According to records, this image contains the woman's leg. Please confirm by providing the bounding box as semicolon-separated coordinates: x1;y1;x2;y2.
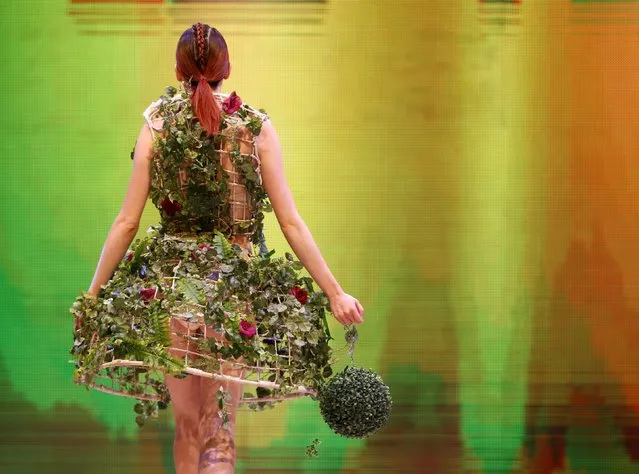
198;363;244;474
166;317;204;474
166;373;201;474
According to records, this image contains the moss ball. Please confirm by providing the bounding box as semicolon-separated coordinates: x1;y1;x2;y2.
318;366;392;438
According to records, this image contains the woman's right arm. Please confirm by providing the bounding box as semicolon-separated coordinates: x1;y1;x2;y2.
257;121;364;325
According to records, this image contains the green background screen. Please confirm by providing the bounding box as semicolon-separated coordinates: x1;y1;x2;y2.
2;0;639;472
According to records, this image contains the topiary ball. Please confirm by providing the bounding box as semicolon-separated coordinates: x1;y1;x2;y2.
318;366;392;438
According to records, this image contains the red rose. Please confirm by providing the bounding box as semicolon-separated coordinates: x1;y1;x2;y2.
239;319;256;339
139;288;156;301
290;286;308;305
222;91;242;115
160;197;181;217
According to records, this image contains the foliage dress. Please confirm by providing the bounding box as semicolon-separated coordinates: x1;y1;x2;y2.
69;84;335;425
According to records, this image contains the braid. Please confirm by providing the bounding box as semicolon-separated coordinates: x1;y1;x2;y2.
192;22;209;71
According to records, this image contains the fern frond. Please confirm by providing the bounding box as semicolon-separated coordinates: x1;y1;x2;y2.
149;311;172;347
214;231;234;258
178;278;204;305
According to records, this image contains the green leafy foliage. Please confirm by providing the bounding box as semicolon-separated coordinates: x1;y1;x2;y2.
70;228;334;422
318;366;392;439
305;438;321;458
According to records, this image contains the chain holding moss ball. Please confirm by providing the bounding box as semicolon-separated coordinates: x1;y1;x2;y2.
318;366;392;438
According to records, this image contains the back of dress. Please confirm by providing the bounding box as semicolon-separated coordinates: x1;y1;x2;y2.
70;84;334;422
142;85;271;253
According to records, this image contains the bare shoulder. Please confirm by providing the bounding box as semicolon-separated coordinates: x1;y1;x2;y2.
256;119;281;157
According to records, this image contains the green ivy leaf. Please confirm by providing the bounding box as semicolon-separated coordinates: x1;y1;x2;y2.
220;264;235;273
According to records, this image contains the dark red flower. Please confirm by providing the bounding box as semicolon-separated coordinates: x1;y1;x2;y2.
239;319;256;339
139;288;156;301
125;252;134;261
160;197;181;217
222;91;242;115
190;244;211;261
290;286;308;305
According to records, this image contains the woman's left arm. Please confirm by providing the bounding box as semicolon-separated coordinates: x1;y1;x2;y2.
87;123;154;296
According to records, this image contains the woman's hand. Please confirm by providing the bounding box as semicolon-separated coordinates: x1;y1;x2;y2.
329;292;364;325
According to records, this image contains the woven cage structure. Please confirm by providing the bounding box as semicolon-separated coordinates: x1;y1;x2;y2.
79;306;320;405
73;249;333;404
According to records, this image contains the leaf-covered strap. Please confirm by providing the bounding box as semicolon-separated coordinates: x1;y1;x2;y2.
142;98;165;140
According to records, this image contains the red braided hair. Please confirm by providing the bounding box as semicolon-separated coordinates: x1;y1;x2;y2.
175;23;230;136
